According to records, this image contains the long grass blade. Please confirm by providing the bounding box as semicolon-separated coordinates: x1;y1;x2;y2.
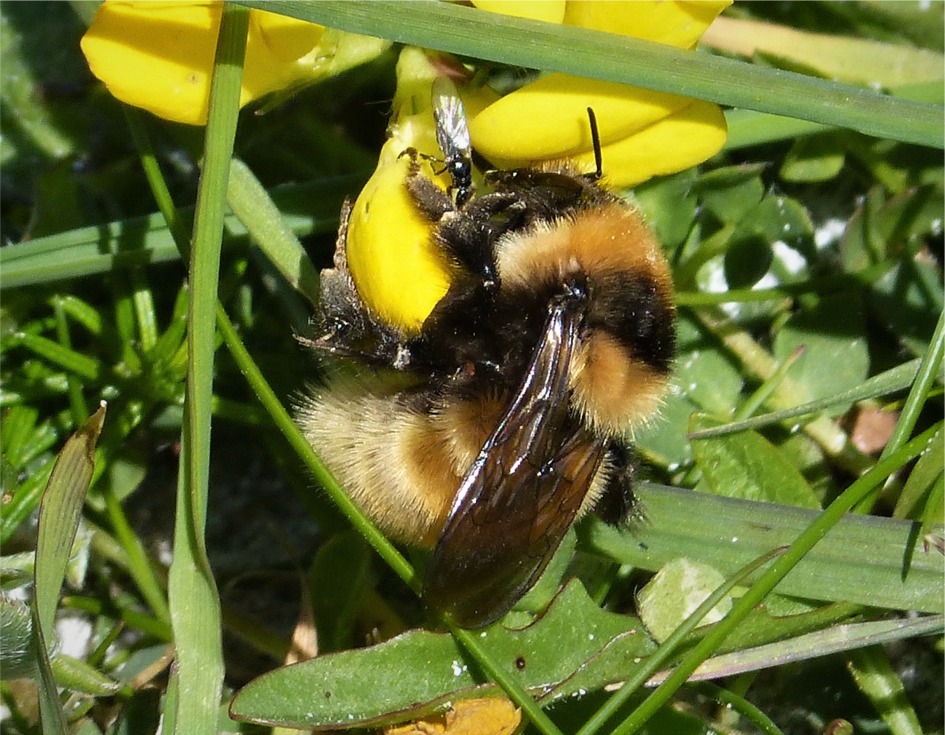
237;0;943;148
166;7;248;735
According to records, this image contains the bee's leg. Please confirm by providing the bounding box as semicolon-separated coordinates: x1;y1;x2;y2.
402;147;456;222
316;198;366;339
308;198;411;367
431;190;535;289
594;442;643;526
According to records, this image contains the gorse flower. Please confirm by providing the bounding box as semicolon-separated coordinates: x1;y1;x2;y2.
80;1;389;126
80;1;731;330
342;49;475;335
344;2;732;332
468;0;731;187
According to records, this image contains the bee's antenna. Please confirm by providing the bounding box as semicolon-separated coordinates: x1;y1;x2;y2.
586;107;603;180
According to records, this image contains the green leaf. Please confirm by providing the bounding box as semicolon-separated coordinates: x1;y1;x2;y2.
0;404;40;469
747;195;815;252
31;611;67;735
637;558;732;643
233;574;938;731
894;427;944;522
869;258;944;358
51;653;121;697
700;16;943;89
510;529;577;624
847;647;924;735
632;169;699;251
773;291;871;408
828;1;944;52
227;159;321;308
111;688;163;735
841;184;945;270
690;413;820;508
308;532;373;653
14;331;102;381
711;193;815;295
780;134;846;183
723;235;773;290
54;295;104;338
230;582;655;730
672;313;744;417
0;3;85;170
634;391;697;469
694;164;766;225
0;597;36;679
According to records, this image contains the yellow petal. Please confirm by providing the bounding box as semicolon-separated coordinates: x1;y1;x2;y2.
251;9;323;62
345;157;451;334
241;12;325;106
344;48;456;333
471;0;566;24
385;697;520;735
564;0;732;49
572;99;727;187
81;1;221;125
469;73;691;161
81;1;327;126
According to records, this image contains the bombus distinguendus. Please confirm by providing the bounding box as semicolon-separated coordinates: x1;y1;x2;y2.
297;78;676;628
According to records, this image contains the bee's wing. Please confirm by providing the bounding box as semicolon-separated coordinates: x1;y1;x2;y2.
423;296;606;628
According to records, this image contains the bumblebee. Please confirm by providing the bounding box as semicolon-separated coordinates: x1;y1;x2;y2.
297;83;675;628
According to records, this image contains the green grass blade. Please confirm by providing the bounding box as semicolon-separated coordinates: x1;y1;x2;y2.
0;213;185;288
449;624;565;735
14;332;101;381
847;646;925;735
226;158;321;307
582;481;942;614
237;0;944;148
31;403;107;734
577;548;785;735
31;607;67;735
882;309;945;457
52;297;90;425
691;682;785;735
681;615;943;683
0;177;360;289
214;308;417;589
610;425;939;735
856;310;945;514
102;485;171;624
687;358;924;440
166;6;248;735
1;464;54;545
33;404;105;640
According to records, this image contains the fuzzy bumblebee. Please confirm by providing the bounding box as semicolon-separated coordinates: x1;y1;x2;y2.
297;81;675;628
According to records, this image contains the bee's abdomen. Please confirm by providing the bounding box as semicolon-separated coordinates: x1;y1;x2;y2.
495;204;676;437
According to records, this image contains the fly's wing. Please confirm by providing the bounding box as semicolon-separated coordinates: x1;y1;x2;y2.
431;76;473;206
423;295;606;628
432;76;471;163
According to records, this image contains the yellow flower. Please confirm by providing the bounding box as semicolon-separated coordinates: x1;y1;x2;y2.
343;49;463;335
468;0;731;187
80;1;389;126
343;48;507;334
